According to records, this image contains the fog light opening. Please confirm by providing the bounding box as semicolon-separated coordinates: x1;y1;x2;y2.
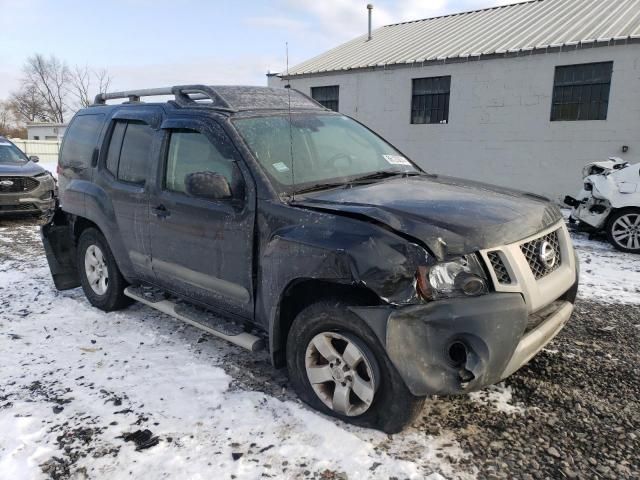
448;341;468;367
461;276;486;296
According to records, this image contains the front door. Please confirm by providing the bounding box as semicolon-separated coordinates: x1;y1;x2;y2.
148;118;255;319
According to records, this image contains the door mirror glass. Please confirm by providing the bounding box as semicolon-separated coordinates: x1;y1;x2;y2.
185;171;232;200
29;155;40;163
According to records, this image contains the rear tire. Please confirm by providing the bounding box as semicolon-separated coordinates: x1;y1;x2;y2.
286;299;425;433
77;228;132;311
606;208;640;253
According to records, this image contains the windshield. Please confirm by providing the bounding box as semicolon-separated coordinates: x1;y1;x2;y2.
233;113;421;193
0;140;28;165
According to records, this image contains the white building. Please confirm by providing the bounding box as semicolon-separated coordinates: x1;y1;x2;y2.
26;122;67;141
268;0;640;200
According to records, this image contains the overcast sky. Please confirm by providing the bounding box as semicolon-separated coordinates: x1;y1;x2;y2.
0;0;527;99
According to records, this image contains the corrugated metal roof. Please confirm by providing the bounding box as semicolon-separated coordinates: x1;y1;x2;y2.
284;0;640;77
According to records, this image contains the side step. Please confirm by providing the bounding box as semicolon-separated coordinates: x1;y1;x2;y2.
124;286;265;352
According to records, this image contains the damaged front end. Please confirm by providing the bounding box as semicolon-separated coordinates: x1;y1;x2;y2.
565;157;639;230
351;294;526;396
348;222;578;397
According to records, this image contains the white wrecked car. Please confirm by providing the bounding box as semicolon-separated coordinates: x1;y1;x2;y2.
565;157;640;253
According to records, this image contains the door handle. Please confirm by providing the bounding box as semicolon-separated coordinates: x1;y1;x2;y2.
152;204;170;219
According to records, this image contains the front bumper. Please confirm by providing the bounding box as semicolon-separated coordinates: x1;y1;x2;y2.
0;176;56;216
351;290;575;396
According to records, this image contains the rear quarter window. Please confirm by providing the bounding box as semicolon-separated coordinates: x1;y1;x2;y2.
59;114;105;169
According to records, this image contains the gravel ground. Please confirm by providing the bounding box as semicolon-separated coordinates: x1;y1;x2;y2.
1;218;639;479
422;299;640;479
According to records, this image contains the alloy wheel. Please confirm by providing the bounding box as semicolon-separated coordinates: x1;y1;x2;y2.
84;244;109;295
304;331;377;416
611;213;640;251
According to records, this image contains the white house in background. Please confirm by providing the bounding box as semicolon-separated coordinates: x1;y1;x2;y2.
26;122;67;141
268;0;640;200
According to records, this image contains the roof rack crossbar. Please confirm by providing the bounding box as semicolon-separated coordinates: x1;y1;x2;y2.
93;85;236;111
170;85;234;111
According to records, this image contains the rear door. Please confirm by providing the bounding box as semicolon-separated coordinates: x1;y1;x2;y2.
148;117;255;319
95;108;162;283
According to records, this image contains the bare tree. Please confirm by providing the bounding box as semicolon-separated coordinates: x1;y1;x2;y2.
12;54;114;124
69;64;91;108
9;85;50;123
0;101;12;133
22;54;70;122
95;68;113;97
70;65;113;108
0;101;26;138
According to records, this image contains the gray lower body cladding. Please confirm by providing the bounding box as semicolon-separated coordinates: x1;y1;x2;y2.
0;178;56;216
350;283;577;397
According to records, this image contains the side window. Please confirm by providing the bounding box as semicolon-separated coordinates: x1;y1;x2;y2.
118;121;154;184
59;114;105;168
105;121;126;176
164;129;238;196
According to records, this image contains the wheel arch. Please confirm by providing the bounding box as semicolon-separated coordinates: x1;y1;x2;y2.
73;216;101;242
270;278;383;368
70;214;136;281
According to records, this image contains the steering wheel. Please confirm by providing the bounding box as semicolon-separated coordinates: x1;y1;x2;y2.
328;152;354;171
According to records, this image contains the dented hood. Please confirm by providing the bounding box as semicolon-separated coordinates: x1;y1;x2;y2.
294;174;561;258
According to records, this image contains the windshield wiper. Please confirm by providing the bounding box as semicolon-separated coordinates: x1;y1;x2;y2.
348;170;421;184
292;182;346;195
290;171;422;196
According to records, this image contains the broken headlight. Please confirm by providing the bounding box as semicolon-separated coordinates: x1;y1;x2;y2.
416;255;488;301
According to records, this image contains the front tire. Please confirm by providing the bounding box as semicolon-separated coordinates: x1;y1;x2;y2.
286;300;425;433
77;228;132;311
606;208;640;253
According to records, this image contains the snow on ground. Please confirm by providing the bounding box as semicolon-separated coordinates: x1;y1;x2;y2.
0;227;467;480
468;384;523;415
571;230;640;304
560;208;640;304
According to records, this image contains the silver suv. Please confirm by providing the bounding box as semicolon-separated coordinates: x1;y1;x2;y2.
0;136;56;218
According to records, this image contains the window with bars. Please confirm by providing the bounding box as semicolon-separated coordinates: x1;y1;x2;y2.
551;62;613;121
411;76;451;125
311;86;339;111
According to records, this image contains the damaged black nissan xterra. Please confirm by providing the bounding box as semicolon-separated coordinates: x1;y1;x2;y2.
42;85;579;433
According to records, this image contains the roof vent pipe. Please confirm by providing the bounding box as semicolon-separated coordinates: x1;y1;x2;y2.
367;4;373;41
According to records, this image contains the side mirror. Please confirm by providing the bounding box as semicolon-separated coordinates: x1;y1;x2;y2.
185;171;232;200
29;155;40;163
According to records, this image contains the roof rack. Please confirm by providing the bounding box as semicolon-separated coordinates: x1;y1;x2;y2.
92;84;236;111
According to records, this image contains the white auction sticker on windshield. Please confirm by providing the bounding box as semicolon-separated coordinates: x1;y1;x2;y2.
272;162;290;172
0;142;12;146
383;155;411;166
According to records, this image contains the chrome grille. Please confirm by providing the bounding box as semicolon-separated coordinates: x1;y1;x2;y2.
487;251;511;284
520;230;562;280
0;176;39;194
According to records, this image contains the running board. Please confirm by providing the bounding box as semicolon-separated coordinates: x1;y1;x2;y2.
124;286;265;352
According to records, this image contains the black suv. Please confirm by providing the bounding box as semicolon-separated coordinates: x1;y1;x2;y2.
0;136;56;218
43;85;579;433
